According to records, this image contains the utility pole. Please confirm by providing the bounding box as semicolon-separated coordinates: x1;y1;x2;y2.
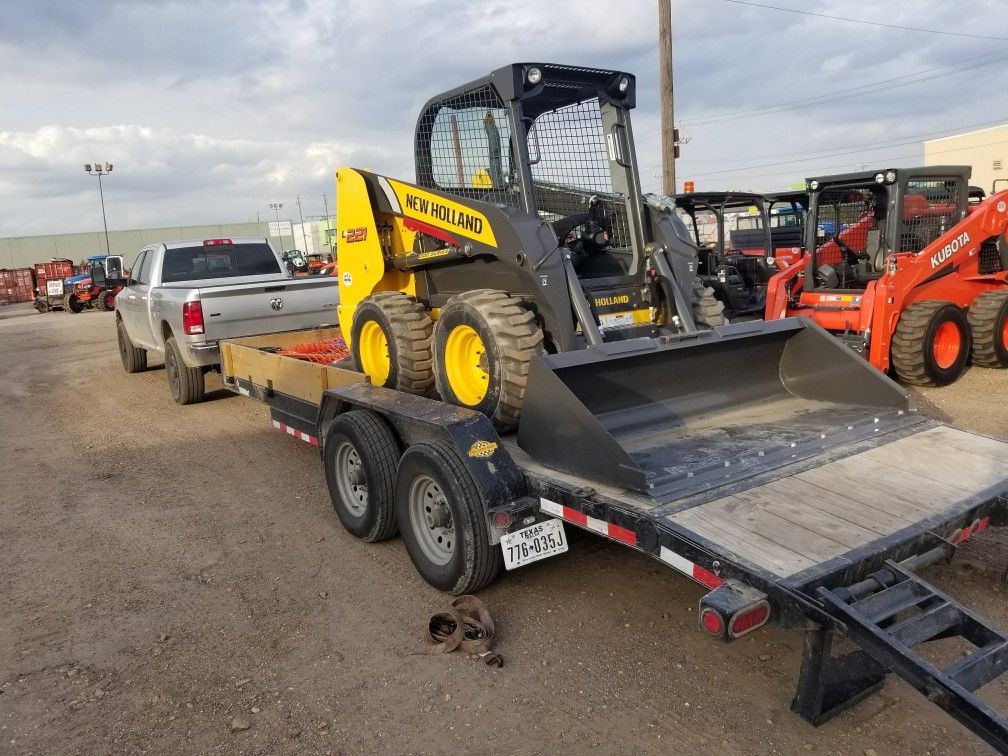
84;162;114;254
659;0;677;196
295;193;307;252
322;192;333;257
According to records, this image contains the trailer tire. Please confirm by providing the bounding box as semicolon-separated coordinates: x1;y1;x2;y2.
117;319;147;373
351;292;434;394
323;410;399;542
692;280;727;327
433;289;543;433
891;301;971;386
395;441;502;594
65;294;84;314
164;336;205;404
967;291;1008;368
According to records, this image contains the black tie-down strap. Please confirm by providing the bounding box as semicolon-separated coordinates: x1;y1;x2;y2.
792;558;1007;753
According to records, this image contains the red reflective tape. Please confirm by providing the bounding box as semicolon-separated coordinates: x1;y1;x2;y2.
693;565;725;590
977;517;989;532
562;506;588;527
960;527;971;543
607;523;637;546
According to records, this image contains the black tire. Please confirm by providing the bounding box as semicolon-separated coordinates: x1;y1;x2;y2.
891;301;971;386
117;318;147;373
65;294;84;314
97;291;112;311
351;292;433;394
395;441;502;594
967;291;1008;368
432;289;543;432
164;335;205;404
323;410;399;542
692;280;727;327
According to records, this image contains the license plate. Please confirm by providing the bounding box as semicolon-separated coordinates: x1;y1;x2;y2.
500;518;568;571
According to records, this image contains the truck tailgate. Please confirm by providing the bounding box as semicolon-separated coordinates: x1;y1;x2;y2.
197;277;339;341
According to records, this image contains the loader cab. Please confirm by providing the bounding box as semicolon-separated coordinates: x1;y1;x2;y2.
414;63;648;280
804;166;969;292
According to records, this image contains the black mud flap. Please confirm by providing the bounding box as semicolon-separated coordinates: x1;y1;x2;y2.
793;547;1008;752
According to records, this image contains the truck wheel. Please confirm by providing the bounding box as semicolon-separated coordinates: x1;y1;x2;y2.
351;292;434;394
117;319;147;373
967;291;1008;368
323;410;399;542
97;291;113;311
395;441;502;594
692;280;727;327
432;289;543;432
164;336;205;404
65;294;84;314
892;301;971;386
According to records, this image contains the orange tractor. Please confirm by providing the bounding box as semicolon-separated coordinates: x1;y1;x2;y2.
765;166;1008;385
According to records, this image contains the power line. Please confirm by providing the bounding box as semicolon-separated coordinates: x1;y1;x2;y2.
718;0;1008;41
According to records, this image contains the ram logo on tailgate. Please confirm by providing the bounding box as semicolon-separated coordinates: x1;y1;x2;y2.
270;297;284;311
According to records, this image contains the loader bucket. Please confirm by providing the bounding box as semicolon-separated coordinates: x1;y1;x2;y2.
517;318;912;500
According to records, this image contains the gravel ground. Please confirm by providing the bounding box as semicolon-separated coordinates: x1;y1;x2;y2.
0;304;1006;755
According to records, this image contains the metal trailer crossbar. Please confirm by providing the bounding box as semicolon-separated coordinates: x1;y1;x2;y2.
220;327;1008;751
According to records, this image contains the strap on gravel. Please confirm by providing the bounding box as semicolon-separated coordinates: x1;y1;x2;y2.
424;595;502;666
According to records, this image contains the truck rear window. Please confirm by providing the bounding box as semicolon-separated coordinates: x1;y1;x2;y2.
161;243;281;283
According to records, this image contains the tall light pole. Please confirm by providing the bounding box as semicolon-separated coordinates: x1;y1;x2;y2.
268;202;284;249
322;192;334;258
659;0;677;196
84;162;113;254
295;193;307;252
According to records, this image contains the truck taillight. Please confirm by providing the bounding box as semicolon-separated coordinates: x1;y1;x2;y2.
182;301;205;335
203;238;232;247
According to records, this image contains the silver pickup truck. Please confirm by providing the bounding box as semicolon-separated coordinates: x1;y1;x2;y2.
115;237;338;404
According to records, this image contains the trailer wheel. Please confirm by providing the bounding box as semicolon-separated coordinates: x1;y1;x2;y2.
323;410;399;542
891;301;971;386
351;292;434;394
164;336;205;404
395;441;502;594
117;319;147;373
967;291;1008;368
65;294;84;314
433;289;543;432
692;280;727;327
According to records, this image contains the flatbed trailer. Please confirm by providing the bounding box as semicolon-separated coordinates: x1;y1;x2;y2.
220;323;1008;750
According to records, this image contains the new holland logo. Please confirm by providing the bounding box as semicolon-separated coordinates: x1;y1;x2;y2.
270;297;284;311
467;440;498;458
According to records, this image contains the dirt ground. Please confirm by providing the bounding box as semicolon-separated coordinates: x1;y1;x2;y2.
1;303;1006;755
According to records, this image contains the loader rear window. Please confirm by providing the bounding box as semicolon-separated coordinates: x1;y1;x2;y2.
161;243;281;283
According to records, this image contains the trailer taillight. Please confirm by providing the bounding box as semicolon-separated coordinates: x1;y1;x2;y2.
700;608;724;636
182;301;205;335
728;601;771;638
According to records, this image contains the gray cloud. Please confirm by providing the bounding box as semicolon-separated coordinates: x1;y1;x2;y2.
1;0;1007;236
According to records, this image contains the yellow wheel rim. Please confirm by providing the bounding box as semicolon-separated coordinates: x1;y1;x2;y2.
444;325;489;406
358;320;391;386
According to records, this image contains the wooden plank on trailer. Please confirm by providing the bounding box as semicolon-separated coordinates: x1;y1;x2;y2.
669;506;819;577
891;425;1008;473
761;477;916;536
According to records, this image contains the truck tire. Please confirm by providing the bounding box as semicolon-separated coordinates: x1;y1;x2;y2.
117;319;147;373
967;291;1008;368
395;441;502;594
692;280;727;327
97;291;113;311
891;301;971;386
65;293;84;314
323;410;399;542
351;292;434;394
432;289;543;433
164;336;205;404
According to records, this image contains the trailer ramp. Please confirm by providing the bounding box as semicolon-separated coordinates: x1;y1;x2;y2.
794;547;1007;752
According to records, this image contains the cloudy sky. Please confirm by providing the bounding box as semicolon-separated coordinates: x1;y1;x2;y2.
2;0;1007;237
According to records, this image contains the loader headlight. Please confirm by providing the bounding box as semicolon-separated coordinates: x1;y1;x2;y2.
885;170;897;183
618;76;630;93
875;173;885;184
808;180;819;190
526;67;542;85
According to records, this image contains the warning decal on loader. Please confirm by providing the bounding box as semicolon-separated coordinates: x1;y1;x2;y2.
387;179;498;248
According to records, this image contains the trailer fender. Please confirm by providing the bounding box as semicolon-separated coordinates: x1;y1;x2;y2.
320;382;534;544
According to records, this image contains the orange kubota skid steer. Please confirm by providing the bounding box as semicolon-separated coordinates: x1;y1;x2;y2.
765;167;1008;385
